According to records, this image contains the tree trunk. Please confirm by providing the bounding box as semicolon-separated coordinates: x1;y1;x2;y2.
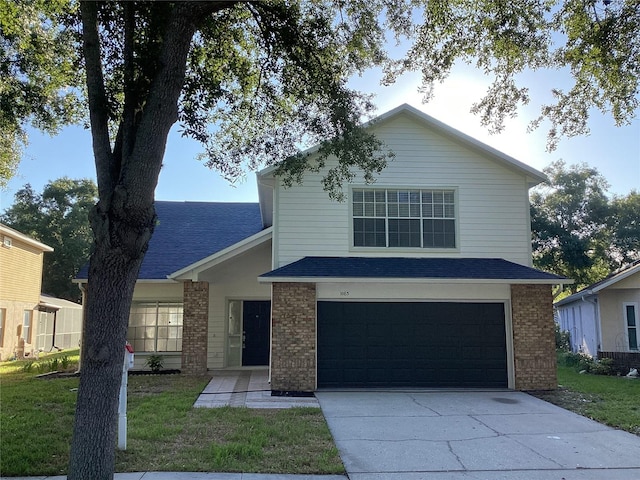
67;201;155;480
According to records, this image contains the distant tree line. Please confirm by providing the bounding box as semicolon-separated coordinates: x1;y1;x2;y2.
531;160;639;293
1;164;637;300
1;178;97;302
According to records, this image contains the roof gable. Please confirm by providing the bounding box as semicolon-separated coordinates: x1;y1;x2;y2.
257;103;547;185
555;262;640;306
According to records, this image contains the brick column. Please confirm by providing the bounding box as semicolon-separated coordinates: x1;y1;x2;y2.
511;284;557;390
181;281;209;375
271;282;316;392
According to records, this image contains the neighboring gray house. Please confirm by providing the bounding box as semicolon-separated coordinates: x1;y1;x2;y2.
77;104;570;391
556;262;640;357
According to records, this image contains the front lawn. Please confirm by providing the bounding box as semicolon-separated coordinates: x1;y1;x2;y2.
530;365;640;436
0;358;343;477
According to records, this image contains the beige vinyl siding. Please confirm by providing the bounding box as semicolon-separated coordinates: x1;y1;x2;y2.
200;241;272;369
596;271;640;352
0;238;45;302
274;113;533;267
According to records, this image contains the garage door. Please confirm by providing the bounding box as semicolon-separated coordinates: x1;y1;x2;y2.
317;301;507;388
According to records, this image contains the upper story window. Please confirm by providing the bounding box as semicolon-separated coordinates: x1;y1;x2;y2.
352;188;456;249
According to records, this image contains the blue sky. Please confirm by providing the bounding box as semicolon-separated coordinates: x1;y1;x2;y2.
1;64;638;212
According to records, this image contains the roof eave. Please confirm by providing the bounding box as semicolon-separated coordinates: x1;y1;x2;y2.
0;224;54;252
591;264;640;293
258;276;570;285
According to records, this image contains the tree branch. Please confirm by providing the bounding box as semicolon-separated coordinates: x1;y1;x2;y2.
122;2;236;207
80;1;114;204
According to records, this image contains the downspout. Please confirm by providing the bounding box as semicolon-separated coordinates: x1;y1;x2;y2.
581;292;601;356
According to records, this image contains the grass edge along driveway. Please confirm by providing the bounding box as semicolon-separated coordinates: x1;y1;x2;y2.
0;355;344;477
529;365;640;436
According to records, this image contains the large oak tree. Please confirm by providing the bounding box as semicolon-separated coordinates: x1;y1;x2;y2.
1;1;638;478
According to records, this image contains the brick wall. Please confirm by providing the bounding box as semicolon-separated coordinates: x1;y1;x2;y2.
511;284;557;390
271;282;316;392
181;281;209;375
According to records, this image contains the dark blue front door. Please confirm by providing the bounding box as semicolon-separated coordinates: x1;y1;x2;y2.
242;300;271;366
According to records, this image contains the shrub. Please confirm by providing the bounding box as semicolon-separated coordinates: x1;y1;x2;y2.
35;362;49;374
60;356;70;371
21;361;35;373
555;324;571;352
560;351;587;368
49;358;60;372
590;357;616;376
145;354;164;373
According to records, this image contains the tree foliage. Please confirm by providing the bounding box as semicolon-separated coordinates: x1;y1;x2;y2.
0;0;83;186
384;0;640;150
531;160;639;293
608;190;640;265
1;1;639;479
0;178;97;302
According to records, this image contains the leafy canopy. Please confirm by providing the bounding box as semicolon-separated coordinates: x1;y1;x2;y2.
531;160;639;293
2;0;638;187
0;178;97;302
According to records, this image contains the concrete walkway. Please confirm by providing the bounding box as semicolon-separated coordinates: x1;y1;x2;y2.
316;390;640;480
2;474;345;480
193;369;320;409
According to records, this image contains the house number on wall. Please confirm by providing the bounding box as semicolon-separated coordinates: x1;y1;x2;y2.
339;291;350;297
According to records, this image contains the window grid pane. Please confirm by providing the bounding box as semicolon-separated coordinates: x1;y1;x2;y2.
127;302;184;352
353;188;456;249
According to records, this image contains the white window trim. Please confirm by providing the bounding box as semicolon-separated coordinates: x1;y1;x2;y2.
128;301;184;353
22;310;32;344
348;185;460;253
623;302;639;351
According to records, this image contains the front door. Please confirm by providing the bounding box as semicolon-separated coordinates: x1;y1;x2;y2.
242;300;271;366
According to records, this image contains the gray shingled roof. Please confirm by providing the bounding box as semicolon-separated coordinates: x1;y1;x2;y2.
76;201;264;280
260;257;566;281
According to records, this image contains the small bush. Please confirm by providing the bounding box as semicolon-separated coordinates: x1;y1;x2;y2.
60;356;70;371
560;351;588;368
145;355;164;373
590;357;616;376
21;361;35;373
49;358;60;372
555;324;571;352
35;362;49;374
559;352;618;376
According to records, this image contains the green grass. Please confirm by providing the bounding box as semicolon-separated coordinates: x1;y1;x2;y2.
558;366;640;434
531;365;640;436
1;366;343;476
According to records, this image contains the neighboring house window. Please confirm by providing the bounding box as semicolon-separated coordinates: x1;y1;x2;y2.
352;188;456;248
23;310;32;343
127;302;183;352
0;309;5;347
625;303;638;351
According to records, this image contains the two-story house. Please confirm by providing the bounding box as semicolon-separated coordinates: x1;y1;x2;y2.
0;224;54;360
76;104;568;391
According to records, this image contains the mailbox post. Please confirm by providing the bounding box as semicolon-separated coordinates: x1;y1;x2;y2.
118;343;134;450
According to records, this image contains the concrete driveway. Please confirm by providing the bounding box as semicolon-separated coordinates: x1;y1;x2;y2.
316;390;640;480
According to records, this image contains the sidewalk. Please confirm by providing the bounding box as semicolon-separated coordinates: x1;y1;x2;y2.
2;474;347;480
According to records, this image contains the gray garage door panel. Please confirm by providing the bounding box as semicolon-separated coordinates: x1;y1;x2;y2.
317;301;507;388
